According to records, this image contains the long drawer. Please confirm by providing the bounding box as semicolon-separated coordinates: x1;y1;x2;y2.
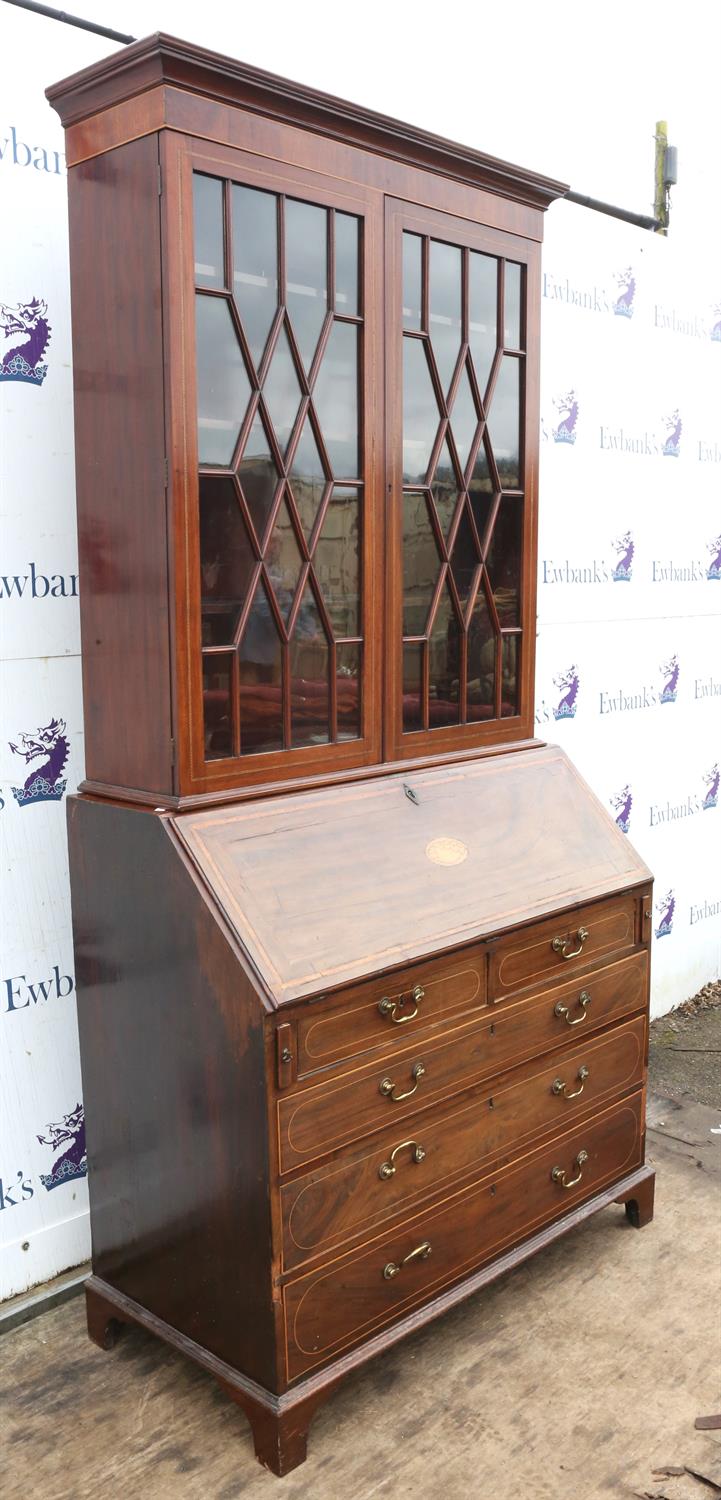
277;949;648;1172
283;1093;643;1379
280;1015;645;1270
489;892;639;1001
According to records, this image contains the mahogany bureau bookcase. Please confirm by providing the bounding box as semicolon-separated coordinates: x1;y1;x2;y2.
48;34;655;1478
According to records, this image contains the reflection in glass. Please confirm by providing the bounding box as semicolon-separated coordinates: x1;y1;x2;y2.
313;321;359;476
429;239;462;395
467;585;496;719
315;488;360;636
262;323;302;455
267;493;303;622
238;413;279;542
402;233;422;330
486;497;522;624
239;581;283;755
290;418;326;539
335;214;359;316
488;357;520;489
196;295;251;466
290;586;330;746
470;489;495;555
468;434;493;504
501;634;520;716
431;438;460;540
203;654;233;758
337;641;361;740
403;642;422;732
199;477;255;645
428;585;460;727
469;251;497;393
402;337;439;483
450;363;479;474
286;199;327;369
504;262;522;348
450;504;479;611
232;184;278;367
193;174;224;289
403;493;439;635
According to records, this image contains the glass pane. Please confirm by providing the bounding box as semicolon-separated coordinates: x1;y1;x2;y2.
266;492;303;622
402;337;440;483
504;262;522;348
335;213;359;316
486;497;523;625
468;433;494;509
263;323;302;455
403;493;439;635
467;585;496;721
290;586;330;746
337;641;361;740
402;233;422;331
193;174;224;289
449;503;479;612
286;199;327;370
232;184;278;368
429;240;462;396
239;580;283;755
403;642;423;732
470;488;495;555
428;585;460;728
203;654;233;759
313;321;359;477
196;296;251;466
488;357;521;489
501;634;520;716
431;437;461;542
237;412;279;543
450;362;479;475
199;477;255;645
469;251;497;394
290;418;326;540
315;487;360;636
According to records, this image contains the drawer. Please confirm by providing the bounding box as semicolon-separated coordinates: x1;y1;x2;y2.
277;948;648;1172
283;1093;643;1379
294;948;487;1077
280;1015;646;1270
489;892;639;1001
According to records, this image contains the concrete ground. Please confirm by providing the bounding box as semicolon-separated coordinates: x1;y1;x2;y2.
4;1009;720;1500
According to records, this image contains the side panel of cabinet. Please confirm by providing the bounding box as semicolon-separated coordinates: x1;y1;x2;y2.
67;134;174;797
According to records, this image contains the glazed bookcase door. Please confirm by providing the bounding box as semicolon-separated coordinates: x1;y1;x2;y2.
385;199;540;761
166;136;382;794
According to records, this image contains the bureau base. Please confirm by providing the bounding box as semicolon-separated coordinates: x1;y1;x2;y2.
85;1164;654;1478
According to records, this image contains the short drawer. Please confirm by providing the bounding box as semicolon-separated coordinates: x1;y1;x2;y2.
293;948;486;1077
283;1093;643;1379
277;948;648;1172
280;1015;646;1270
489;892;639;1001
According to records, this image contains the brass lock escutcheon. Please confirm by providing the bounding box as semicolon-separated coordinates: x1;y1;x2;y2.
552;925;589;960
379;1062;426;1102
378;984;425;1025
552;1065;589;1099
554;989;591;1026
383;1240;432;1280
551;1149;589;1189
378;1139;426;1180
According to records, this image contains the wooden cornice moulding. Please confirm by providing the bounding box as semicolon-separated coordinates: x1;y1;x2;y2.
46;32;569;209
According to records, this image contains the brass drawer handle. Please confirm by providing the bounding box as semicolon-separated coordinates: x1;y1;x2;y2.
552;925;589;960
552;1065;589;1100
383;1240;432;1280
379;1062;425;1102
554;989;591;1026
551;1149;589;1189
378;1139;426;1180
378;984;425;1024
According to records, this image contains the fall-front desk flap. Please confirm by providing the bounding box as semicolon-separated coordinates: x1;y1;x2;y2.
173;745;650;1005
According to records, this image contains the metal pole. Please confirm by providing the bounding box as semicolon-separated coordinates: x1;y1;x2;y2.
654;120;669;235
1;0;135;45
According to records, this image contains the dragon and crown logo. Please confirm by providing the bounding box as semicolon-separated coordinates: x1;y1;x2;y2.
552;389;579;445
707;535;721;581
9;717;69;806
611;784;633;834
659;655;679;705
661;408;682;458
654;889;675;939
702;763;719;811
37;1104;87;1192
613;267;636;319
612;531;634;582
553;665;579;720
0;297;51;385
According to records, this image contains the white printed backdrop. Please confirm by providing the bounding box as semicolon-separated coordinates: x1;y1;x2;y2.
1;4;719;1299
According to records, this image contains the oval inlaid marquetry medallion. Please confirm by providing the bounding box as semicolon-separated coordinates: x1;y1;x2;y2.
425;836;468;866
